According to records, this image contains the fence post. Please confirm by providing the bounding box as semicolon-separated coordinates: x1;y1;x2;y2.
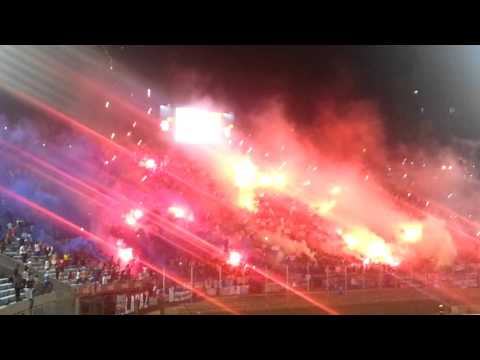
264;268;268;294
379;266;383;289
307;263;311;292
286;264;289;288
218;265;222;295
344;265;348;293
325;267;329;292
162;266;166;296
362;265;366;289
190;263;194;303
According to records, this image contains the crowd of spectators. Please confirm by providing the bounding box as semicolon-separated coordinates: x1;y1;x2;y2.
4;119;480;311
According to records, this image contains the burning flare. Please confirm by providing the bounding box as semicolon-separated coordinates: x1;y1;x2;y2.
342;226;400;266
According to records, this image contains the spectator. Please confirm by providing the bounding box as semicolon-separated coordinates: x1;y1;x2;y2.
55;261;61;280
25;275;35;312
63;253;69;265
51;254;57;270
34;242;41;256
19;244;27;263
12;264;20;278
22;266;30;282
75;269;81;284
13;271;24;302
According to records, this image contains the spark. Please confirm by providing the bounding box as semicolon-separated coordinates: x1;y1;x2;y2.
139;157;157;170
124;208;143;226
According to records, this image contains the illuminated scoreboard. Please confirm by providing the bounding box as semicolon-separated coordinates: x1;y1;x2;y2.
159;105;235;145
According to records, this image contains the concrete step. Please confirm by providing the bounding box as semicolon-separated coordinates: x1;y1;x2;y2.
0;283;12;290
0;288;15;297
0;278;8;284
0;294;24;306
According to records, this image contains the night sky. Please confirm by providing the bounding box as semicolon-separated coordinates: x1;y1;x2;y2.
111;45;480;145
1;45;480;147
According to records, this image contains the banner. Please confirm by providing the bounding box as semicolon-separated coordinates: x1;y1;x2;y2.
169;288;192;302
